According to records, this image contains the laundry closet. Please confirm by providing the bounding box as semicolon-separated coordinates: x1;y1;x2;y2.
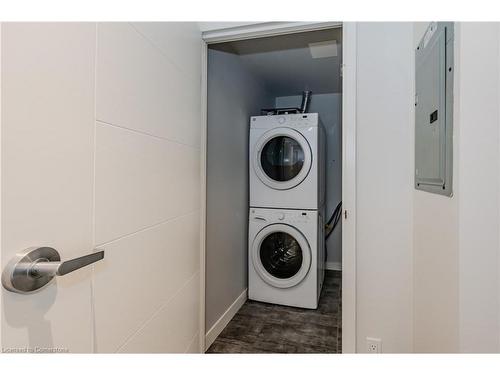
205;26;343;352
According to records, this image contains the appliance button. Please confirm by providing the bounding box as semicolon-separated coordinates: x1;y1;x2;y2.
277;116;286;124
277;213;285;220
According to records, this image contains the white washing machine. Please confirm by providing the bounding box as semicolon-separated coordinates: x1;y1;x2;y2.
248;207;325;309
249;113;326;210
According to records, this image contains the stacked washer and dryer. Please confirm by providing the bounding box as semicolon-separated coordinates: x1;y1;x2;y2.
248;112;326;309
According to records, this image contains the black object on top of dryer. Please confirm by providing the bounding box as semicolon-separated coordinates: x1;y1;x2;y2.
260;90;312;116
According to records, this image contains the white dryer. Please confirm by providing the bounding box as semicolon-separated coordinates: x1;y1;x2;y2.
249;113;326;210
248;207;325;309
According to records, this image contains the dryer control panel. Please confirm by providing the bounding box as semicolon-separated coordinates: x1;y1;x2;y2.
250;113;319;129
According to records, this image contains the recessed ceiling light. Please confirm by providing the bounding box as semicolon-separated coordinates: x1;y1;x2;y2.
309;40;338;59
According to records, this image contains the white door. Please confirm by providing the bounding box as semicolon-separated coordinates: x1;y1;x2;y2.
1;22;203;353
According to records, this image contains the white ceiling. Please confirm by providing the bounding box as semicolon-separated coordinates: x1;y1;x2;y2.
210;28;342;97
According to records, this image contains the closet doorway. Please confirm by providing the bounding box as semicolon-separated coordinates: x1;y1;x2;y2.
199;22;357;353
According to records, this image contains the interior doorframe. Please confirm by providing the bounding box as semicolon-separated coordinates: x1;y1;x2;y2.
199;21;357;353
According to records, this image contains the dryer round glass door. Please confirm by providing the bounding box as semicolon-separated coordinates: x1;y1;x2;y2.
253;128;312;190
252;223;311;289
261;137;304;181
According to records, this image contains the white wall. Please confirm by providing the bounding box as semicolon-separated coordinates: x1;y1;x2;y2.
356;23;414;353
275;94;342;268
357;21;500;354
1;22;203;353
205;48;272;336
456;22;500;353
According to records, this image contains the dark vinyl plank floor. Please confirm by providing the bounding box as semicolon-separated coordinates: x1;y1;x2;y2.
207;270;342;353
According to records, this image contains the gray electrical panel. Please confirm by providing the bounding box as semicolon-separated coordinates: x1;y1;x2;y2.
415;22;454;196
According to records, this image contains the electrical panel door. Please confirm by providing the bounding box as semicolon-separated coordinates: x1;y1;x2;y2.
415;22;454;196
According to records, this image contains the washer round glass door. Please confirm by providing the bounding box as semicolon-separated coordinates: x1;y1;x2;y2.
253;128;312;190
252;223;311;289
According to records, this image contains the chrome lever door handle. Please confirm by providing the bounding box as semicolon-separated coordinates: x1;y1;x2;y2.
31;250;104;277
57;250;104;275
2;247;105;294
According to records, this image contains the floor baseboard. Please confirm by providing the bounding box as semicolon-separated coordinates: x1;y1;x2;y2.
325;261;342;271
205;288;248;351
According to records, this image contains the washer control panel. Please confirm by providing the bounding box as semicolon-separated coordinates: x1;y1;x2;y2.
250;208;312;223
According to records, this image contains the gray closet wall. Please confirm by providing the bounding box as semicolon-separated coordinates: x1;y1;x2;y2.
205;48;273;332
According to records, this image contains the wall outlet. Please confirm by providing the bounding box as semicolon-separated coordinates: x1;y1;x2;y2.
366;337;382;353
